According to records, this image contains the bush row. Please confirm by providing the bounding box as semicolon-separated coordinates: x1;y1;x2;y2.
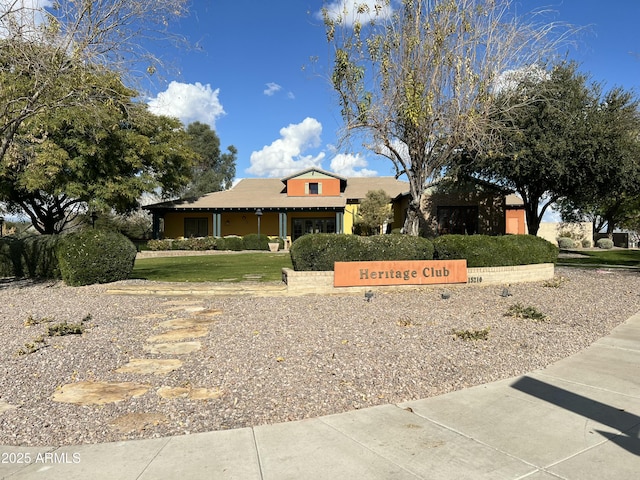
147;234;282;251
0;235;62;279
290;234;435;271
290;233;558;270
0;230;137;286
432;234;558;267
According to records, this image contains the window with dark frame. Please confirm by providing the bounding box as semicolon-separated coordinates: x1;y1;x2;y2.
184;217;208;237
437;206;478;235
308;182;319;195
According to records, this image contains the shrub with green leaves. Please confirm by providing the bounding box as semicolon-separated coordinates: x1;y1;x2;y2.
57;229;137;286
557;237;575;249
596;238;614;249
0;237;23;277
223;236;244;251
290;234;434;271
0;235;62;279
243;234;269;250
147;239;173;250
433;234;558;267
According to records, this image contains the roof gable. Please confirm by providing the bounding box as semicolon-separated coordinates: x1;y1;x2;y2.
281;167;346;183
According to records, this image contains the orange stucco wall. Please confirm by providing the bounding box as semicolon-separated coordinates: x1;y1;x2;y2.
286;178;341;196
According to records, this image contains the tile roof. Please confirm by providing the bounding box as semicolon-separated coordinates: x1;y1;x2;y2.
146;176;409;211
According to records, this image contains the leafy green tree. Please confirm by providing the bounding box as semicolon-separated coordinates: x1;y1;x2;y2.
557;88;640;234
358;190;392;235
0;0;188;162
464;63;640;236
322;0;570;235
182;122;237;198
461;63;598;235
0;73;195;234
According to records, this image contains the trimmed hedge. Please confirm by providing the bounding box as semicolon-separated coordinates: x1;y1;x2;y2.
0;235;62;279
21;235;62;279
433;234;558;267
57;230;137;286
290;234;434;271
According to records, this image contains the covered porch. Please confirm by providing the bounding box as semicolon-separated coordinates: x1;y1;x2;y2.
149;207;348;244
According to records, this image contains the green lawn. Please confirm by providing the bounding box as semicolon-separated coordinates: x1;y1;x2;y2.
559;249;640;268
132;253;293;282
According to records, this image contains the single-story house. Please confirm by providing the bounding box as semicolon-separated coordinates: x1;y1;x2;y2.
144;167;525;242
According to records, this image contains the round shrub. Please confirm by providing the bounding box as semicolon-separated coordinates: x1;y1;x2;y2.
557;237;575;249
290;234;434;271
222;236;243;251
433;234;557;267
596;238;614;249
57;229;137;286
243;234;269;251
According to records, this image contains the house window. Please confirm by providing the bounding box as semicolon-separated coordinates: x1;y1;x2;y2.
292;218;336;240
184;217;208;237
437;206;478;235
305;182;322;195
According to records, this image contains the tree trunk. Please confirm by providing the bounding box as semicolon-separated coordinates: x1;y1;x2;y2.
403;200;422;236
524;202;541;236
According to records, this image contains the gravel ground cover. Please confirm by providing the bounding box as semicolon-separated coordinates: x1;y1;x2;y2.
0;267;638;446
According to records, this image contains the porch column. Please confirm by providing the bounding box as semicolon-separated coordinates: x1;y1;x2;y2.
278;212;288;238
336;211;344;234
212;213;221;237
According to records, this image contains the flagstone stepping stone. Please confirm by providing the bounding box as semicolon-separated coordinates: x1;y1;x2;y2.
0;400;16;414
157;318;217;329
110;412;168;433
165;305;208;314
143;341;202;355
147;326;209;343
52;381;150;405
195;309;223;318
132;313;168;320
157;386;225;400
243;274;263;280
161;299;203;306
116;358;183;375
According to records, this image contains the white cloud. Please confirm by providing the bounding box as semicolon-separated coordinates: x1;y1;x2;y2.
330;153;377;177
319;0;392;27
264;82;282;96
147;81;225;128
247;117;326;177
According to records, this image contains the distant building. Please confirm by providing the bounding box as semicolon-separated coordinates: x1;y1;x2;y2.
144;168;525;242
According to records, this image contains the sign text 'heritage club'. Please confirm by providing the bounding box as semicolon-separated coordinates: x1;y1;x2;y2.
333;260;468;287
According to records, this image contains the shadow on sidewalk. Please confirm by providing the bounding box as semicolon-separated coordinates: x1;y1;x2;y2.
511;376;640;456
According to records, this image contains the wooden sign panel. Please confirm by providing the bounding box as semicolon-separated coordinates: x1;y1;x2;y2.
334;260;468;287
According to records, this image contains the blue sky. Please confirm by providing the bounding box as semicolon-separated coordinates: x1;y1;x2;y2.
143;1;639;181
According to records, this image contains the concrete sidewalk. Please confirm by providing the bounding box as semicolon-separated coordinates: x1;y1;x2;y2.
2;313;639;480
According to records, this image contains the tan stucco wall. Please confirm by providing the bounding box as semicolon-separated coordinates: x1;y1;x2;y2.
537;222;593;247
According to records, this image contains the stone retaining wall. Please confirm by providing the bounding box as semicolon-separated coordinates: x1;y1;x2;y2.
282;263;555;295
